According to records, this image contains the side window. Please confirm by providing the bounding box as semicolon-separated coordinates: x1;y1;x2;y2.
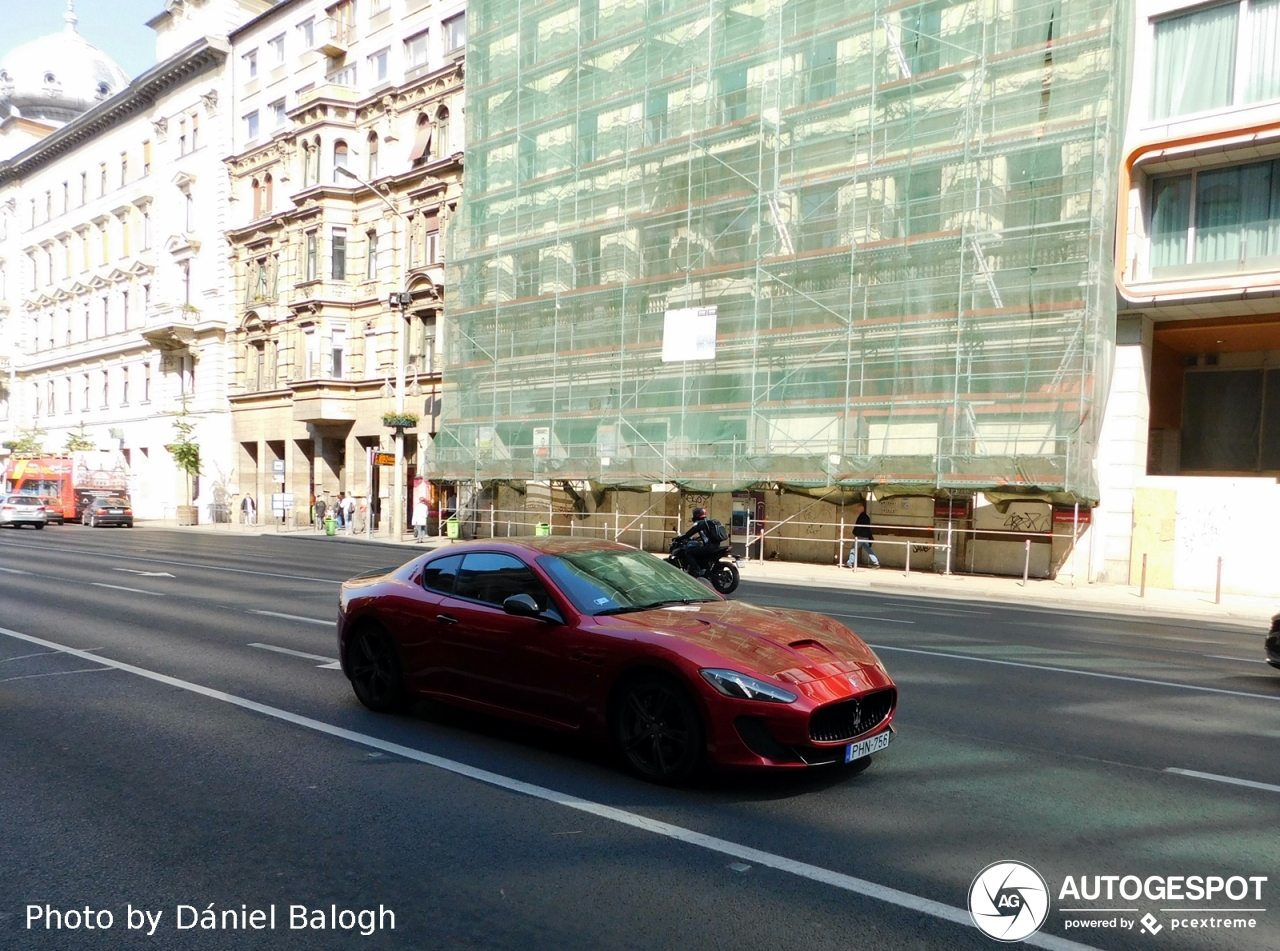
453;553;551;610
421;554;463;594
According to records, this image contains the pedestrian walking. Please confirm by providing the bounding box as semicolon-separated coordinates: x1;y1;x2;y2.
335;491;347;529
412;494;429;542
240;493;256;526
314;495;327;531
342;493;356;534
846;500;880;568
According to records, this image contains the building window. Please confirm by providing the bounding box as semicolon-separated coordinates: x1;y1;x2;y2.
331;325;347;379
122;366;130;405
179;119;187;155
405;30;429;70
367;133;379;179
328;1;357;44
1151;1;1280;120
1005;147;1064;229
305;231;318;281
121;290;129;328
244;49;258;79
366;230;378;280
896;166;944;237
444;13;466;52
332;63;357;88
245;111;259;140
333;140;349;182
426;227;439;265
806;41;837;102
82;374;90;411
644;92;667;146
304;327;318;377
299;17;315;49
717;67;748;123
409;114;433;164
900;2;943;76
80;172;87;205
1149;158;1280;276
408;313;436;372
182;260;192;305
185;192;194;232
99;163;107;196
191;113;199;150
371;0;388;14
271;98;287;128
263;174;273;213
369;48;388;83
251;179;263;219
331;228;347;280
269;34;286;65
142;210;152;250
301;142;315;187
143;140;151;175
143;364;151;402
437;107;451;156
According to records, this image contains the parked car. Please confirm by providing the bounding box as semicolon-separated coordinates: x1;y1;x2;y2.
38;495;66;524
338;538;897;784
82;496;133;528
0;495;47;529
1267;614;1280;670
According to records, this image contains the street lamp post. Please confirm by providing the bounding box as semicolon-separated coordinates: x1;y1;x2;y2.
335;162;412;541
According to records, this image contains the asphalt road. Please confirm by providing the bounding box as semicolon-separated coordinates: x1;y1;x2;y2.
1;526;1276;951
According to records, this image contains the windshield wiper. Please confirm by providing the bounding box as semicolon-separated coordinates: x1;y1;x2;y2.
596;597;711;616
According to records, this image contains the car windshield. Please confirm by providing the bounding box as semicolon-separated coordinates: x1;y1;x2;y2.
536;549;719;616
98;498;128;506
7;496;38;504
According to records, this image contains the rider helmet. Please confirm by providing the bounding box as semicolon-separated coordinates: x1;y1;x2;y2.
692;507;707;520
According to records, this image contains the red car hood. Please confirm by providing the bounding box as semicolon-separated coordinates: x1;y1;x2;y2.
606;599;887;688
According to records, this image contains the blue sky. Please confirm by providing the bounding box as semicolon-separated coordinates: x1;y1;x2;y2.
1;1;160;83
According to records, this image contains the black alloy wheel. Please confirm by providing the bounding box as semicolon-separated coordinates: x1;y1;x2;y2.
710;561;739;594
613;673;705;784
347;625;406;713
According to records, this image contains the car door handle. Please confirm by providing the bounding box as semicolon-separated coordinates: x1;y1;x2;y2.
436;614;458;625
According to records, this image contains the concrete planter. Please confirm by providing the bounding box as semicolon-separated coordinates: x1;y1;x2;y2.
176;505;198;526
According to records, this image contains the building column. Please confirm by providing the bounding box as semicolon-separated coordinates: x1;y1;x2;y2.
1092;314;1154;584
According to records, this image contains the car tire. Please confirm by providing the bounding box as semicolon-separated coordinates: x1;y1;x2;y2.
612;672;705;785
709;561;739;594
347;623;407;713
34;523;44;530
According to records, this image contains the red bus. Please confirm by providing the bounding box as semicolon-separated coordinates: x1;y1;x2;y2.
3;452;130;521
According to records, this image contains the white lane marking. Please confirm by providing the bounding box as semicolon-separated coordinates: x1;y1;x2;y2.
248;643;341;668
0;625;1099;951
0;666;113;684
870;644;1280;703
1;650;59;664
1202;654;1267;664
828;613;915;625
115;568;175;578
90;582;164;596
1165;768;1280;794
0;541;343;585
249;609;335;626
0;567;29;574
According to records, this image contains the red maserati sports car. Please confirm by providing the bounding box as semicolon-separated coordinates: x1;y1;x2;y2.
338;538;897;784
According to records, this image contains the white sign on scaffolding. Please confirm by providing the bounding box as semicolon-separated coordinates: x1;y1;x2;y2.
661;306;717;362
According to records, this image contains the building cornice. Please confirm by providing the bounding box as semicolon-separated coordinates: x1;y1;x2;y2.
0;38;229;185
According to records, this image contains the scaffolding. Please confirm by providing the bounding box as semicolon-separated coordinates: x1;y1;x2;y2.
435;0;1130;503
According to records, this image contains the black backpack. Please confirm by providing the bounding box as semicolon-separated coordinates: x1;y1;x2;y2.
704;518;728;543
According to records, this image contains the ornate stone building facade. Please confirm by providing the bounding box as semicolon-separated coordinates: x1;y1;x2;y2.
224;0;464;528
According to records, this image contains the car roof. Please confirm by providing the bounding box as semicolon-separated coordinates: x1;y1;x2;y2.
426;536;635;558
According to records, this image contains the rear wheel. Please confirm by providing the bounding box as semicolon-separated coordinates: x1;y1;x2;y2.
33;522;44;530
613;673;705;784
347;624;406;713
709;561;739;594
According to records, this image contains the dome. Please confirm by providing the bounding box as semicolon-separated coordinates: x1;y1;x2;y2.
0;4;130;126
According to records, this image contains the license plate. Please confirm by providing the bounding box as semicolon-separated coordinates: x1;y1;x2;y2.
845;730;892;763
109;509;123;514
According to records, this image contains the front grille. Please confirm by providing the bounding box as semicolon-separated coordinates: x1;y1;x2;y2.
809;688;895;743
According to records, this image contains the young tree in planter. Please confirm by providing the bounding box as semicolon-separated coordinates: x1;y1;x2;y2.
165;404;202;521
2;426;46;454
64;422;96;452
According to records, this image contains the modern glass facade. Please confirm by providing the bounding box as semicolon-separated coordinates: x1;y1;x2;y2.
435;0;1131;501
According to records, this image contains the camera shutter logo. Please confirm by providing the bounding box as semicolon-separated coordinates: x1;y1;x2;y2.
968;861;1050;942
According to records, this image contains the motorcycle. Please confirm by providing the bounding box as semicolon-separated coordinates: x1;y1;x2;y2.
667;538;740;594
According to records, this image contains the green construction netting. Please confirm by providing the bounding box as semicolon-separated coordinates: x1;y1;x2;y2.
433;0;1130;503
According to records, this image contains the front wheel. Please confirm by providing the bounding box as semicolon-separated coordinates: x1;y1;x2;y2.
613;673;705;785
709;561;739;594
347;624;406;713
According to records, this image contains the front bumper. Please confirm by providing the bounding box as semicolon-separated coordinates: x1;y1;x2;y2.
88;516;133;526
1266;617;1280;669
705;666;898;769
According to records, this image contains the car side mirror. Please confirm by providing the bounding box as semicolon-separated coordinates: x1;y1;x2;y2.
503;593;541;618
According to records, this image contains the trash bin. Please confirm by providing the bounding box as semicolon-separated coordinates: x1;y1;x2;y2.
446;516;460;539
535;521;551;536
324;516;337;536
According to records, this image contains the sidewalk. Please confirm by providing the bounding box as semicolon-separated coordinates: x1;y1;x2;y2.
155;520;1276;626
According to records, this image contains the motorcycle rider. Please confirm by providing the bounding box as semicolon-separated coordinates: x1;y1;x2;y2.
673;506;723;576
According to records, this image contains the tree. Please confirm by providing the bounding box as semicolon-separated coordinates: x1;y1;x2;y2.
64;422;97;452
164;403;202;507
2;426;46;455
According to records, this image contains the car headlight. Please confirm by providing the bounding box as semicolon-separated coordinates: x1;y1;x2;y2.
700;668;797;703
